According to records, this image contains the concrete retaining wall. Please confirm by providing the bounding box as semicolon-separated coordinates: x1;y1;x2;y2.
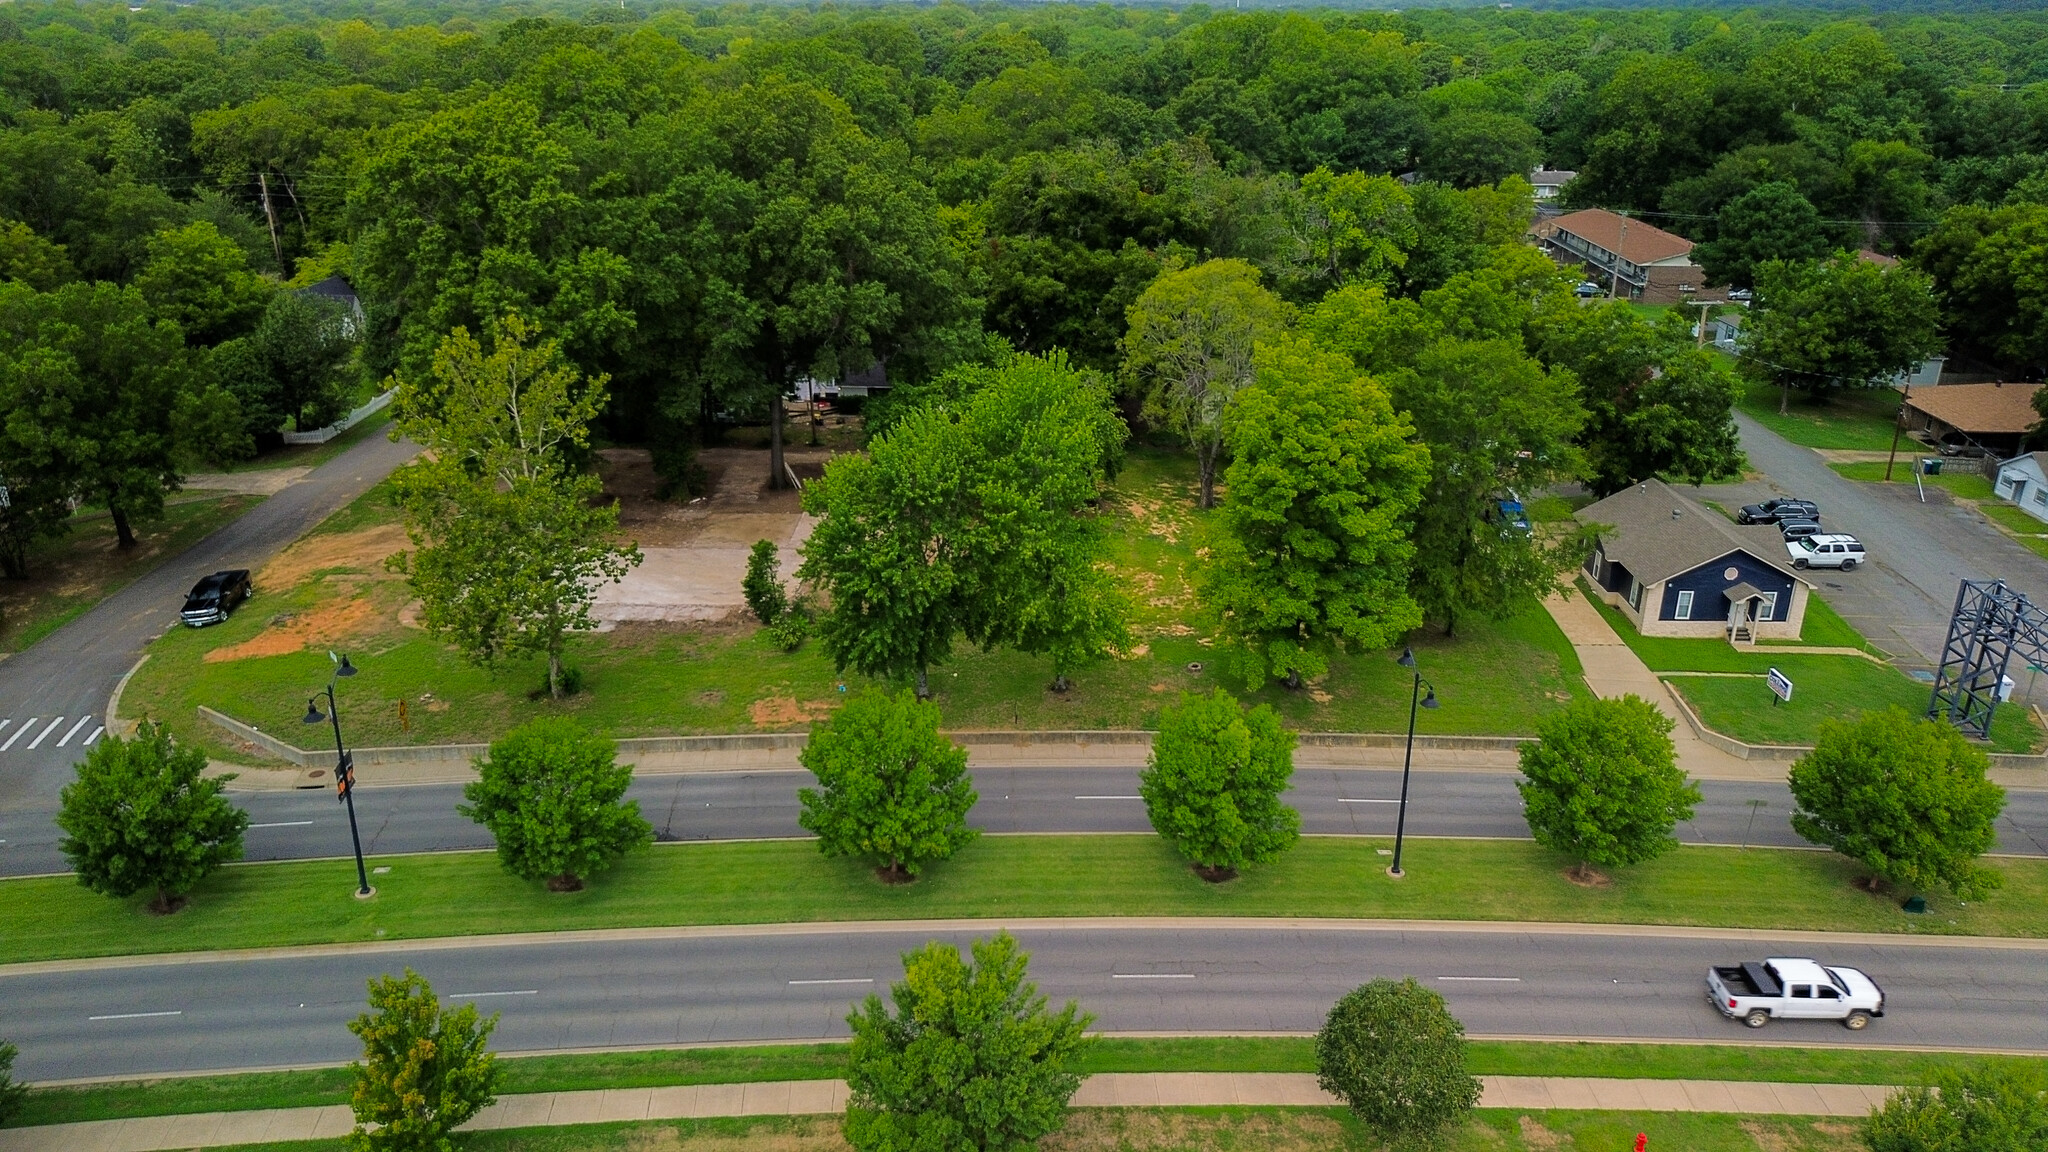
1658;681;2047;771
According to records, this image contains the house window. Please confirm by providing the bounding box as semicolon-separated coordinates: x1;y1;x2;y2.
2035;490;2047;507
1758;592;1779;622
1628;579;1645;611
1674;590;1694;620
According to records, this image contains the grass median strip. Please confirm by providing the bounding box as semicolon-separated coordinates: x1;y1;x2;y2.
14;1037;2044;1129
2;837;2043;970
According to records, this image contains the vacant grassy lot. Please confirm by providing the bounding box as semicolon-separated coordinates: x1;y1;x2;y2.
1578;580;2037;752
2;836;2040;966
0;494;260;653
15;1037;2034;1128
1736;379;1903;452
128;449;1589;758
1829;460;1996;501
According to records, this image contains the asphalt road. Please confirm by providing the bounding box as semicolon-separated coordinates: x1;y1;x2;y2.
0;432;419;815
1712;413;2048;668
5;922;2044;1081
6;767;2045;877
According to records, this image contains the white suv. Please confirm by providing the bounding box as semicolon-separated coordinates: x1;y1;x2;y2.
1787;534;1865;571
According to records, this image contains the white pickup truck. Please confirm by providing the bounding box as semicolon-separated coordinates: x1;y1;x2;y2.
1707;958;1886;1030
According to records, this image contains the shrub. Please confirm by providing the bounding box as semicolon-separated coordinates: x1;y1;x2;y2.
1863;1063;2048;1152
743;539;789;625
347;969;499;1152
845;931;1091;1152
798;688;977;882
1517;694;1699;879
0;1041;26;1125
56;721;249;913
1316;978;1480;1148
1139;688;1299;880
1790;707;2006;898
460;717;651;891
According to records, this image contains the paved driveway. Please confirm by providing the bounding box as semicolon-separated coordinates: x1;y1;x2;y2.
1701;414;2048;670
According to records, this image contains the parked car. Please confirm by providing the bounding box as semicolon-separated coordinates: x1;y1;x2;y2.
1708;958;1885;1030
1574;281;1602;298
181;569;252;627
1486;493;1531;535
1787;534;1865;570
1737;498;1819;525
1779;519;1824;542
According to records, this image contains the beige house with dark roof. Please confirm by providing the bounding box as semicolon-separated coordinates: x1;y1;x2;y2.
1531;208;1709;304
1576;479;1811;643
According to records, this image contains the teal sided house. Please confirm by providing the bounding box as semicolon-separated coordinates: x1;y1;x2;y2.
1576;480;1811;644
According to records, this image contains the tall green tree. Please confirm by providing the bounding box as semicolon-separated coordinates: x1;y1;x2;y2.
1419;111;1542;190
1295;168;1416;296
1694;181;1836;290
1518;695;1699;881
1388;337;1587;637
1746;252;1943;414
133;221;273;347
391;314;642;699
1316;978;1480;1149
461;718;651;892
845;932;1091;1152
213;290;360;439
798;688;978;882
1789;708;2007;899
1140;688;1299;881
1914;204;2048;378
0;218;74;291
347;969;500;1152
1120;258;1291;509
56;721;249;914
1202;334;1430;689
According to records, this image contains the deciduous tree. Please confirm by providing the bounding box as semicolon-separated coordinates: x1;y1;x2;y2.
133;221;272;347
845;932;1091;1152
56;721;249;914
1120;258;1291;509
1518;695;1699;880
798;688;977;882
743;539;789;625
1202;334;1429;689
1789;707;2006;899
1864;1063;2048;1152
1140;688;1299;881
1694;182;1835;290
347;969;500;1152
1316;978;1480;1148
1745;253;1942;414
0;218;74;291
461;718;650;892
391;314;641;699
1419;111;1542;190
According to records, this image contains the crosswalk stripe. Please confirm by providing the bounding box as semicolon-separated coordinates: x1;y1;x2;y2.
83;726;105;746
0;720;34;752
26;717;65;750
0;720;11;741
56;716;92;747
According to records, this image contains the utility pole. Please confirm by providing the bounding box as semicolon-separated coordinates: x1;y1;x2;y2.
1884;383;1912;482
1609;214;1630;301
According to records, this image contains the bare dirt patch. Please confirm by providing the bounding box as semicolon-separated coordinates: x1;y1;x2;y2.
749;695;838;727
1563;865;1613;889
259;523;409;589
204;598;380;662
1516;1114;1570;1150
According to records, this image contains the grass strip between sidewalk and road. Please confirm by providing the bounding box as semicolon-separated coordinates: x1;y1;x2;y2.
2;837;2043;970
13;1037;2044;1129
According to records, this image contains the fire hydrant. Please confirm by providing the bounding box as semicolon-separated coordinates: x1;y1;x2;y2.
1635;1134;1648;1152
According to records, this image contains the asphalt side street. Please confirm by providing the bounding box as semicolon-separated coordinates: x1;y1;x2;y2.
0;432;420;814
4;921;2043;1082
3;767;2045;876
1714;413;2048;668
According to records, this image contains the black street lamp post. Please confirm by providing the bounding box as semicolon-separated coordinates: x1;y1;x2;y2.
303;651;372;898
1388;647;1439;879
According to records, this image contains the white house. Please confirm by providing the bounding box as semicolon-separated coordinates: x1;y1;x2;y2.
1530;168;1577;201
1996;452;2048;524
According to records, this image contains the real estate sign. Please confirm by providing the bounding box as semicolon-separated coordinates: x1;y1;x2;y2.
1767;667;1793;704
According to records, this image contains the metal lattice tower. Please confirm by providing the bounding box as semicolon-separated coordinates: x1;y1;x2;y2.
1928;580;2048;738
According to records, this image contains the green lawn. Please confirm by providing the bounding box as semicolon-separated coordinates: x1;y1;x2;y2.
1577;579;2036;751
1735;379;1904;451
168;1108;1876;1152
1977;501;2048;560
18;1034;2033;1130
128;448;1590;760
0;494;261;653
4;837;2043;969
1830;459;1996;501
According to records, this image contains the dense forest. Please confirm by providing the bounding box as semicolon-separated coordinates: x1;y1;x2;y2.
2;0;2047;569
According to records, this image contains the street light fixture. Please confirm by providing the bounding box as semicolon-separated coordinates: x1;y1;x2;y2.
303;651;372;898
1388;647;1439;879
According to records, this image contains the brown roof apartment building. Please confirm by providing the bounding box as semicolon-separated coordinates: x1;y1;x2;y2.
1531;208;1711;304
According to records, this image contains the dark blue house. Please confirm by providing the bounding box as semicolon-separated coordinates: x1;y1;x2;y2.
1577;479;1810;643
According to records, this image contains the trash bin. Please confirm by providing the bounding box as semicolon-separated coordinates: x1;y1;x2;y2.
1921;458;1943;475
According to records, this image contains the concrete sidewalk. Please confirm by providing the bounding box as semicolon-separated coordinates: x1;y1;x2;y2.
0;1073;1899;1151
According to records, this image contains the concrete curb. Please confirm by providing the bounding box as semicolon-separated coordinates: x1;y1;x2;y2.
1660;678;2048;772
104;654;148;740
6;914;2045;980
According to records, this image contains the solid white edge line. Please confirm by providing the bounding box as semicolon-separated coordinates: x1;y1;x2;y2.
1337;799;1400;804
1074;795;1143;800
0;720;35;752
1439;976;1522;982
88;1010;183;1021
83;726;105;746
25;717;65;750
56;716;91;747
248;821;316;829
787;979;874;986
1112;974;1195;979
446;990;539;998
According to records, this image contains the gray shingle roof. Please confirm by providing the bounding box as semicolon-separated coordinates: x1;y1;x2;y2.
1575;479;1802;586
